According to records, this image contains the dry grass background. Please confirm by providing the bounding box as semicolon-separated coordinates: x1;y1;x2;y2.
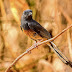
0;0;72;72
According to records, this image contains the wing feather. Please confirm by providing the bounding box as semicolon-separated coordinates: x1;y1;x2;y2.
28;20;51;39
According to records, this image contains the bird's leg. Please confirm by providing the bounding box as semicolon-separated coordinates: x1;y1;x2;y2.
33;40;38;48
26;49;31;54
26;40;38;54
34;39;43;49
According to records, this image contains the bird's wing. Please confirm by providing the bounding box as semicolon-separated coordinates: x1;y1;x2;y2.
28;20;51;39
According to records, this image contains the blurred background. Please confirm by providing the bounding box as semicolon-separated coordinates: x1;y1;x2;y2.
0;0;72;72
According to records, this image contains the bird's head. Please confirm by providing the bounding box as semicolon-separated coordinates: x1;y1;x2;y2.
22;9;32;20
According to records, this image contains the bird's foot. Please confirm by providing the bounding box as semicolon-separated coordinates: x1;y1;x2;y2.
26;49;31;54
34;42;38;48
34;39;43;49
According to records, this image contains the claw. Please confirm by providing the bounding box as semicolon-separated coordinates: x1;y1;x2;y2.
26;49;31;54
28;51;31;54
34;43;38;48
33;40;38;49
34;39;43;49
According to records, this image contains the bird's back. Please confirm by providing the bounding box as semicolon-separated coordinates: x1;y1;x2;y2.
28;19;51;39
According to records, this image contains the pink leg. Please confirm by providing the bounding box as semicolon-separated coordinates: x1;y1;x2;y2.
26;39;43;54
34;39;43;48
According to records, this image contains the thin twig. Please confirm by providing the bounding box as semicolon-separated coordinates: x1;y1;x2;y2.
59;6;72;60
5;24;72;72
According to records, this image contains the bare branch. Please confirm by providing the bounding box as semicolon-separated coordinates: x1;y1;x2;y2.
59;6;72;60
5;24;72;72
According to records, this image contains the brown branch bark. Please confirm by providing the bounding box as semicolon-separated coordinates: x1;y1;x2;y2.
5;24;72;72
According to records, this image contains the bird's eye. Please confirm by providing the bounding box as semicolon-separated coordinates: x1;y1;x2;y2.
24;12;27;15
24;12;29;15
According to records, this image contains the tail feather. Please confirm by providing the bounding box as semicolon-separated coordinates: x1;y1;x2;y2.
47;41;72;67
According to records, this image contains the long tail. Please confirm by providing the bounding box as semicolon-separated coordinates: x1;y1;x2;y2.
47;41;72;67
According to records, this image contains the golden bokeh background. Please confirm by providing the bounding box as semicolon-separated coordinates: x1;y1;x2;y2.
0;0;72;72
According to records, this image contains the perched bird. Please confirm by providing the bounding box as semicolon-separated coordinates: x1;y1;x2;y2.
20;9;72;67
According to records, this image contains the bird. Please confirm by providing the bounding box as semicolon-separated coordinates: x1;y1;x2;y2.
20;9;72;67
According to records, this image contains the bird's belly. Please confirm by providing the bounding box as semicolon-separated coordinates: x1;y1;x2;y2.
23;29;43;41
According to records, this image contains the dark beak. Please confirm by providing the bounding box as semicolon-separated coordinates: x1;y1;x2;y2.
29;12;32;16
